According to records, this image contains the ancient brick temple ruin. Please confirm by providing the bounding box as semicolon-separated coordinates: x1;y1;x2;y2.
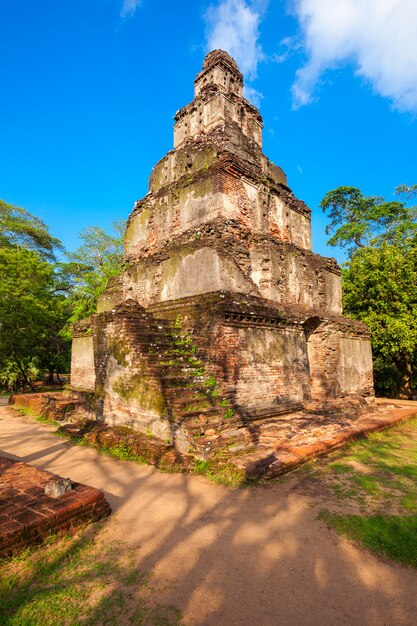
70;50;374;475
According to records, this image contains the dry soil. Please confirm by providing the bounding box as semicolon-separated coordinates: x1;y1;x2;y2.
1;404;417;626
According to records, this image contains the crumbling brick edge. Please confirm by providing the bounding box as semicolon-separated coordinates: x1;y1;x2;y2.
238;406;417;480
8;393;417;485
8;393;245;482
0;456;111;559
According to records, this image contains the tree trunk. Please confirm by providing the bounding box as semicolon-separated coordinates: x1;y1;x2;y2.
14;356;35;392
396;358;415;399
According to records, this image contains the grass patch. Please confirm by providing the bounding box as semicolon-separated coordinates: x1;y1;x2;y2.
193;459;246;488
291;414;417;568
0;526;181;625
296;415;417;514
11;405;43;420
351;475;381;495
11;405;59;427
35;415;59;426
63;434;150;466
320;511;417;569
328;462;353;475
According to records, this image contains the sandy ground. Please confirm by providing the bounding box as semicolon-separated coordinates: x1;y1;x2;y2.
1;404;417;626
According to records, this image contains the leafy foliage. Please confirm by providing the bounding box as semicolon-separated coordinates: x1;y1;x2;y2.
0;359;41;393
0;199;62;259
342;243;417;396
321;184;417;397
64;223;125;324
0;200;125;388
0;248;71;389
320;185;417;252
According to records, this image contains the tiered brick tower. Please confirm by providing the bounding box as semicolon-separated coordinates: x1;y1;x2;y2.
71;51;374;469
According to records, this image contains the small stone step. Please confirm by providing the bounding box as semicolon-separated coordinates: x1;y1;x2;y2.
165;388;209;406
181;406;227;419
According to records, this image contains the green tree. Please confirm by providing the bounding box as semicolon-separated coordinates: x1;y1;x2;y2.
65;222;125;323
320;185;417;252
0;200;125;388
0;248;70;389
342;243;417;397
321;185;417;398
0;199;62;259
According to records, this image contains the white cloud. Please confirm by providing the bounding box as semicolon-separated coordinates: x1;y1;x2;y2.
120;0;142;18
243;84;264;107
291;0;417;112
204;0;267;83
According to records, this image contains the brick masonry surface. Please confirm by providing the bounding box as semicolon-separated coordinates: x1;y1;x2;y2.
0;456;110;558
69;50;376;470
228;400;417;479
9;393;417;481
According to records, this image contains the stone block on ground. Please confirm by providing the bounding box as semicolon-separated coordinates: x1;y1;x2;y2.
0;456;110;558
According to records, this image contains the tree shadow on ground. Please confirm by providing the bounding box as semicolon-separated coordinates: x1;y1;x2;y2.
0;524;181;625
1;407;417;625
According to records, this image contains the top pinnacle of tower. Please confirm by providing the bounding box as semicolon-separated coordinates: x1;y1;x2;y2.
174;48;263;150
202;50;242;77
194;49;244;98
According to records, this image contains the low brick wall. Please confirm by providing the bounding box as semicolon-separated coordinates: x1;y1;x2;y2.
0;456;110;558
59;420;194;470
9;392;87;422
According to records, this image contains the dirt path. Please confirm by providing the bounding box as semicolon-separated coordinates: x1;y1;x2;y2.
1;405;417;626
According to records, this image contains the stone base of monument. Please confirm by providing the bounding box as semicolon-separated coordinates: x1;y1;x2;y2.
67;292;375;463
224;399;417;479
55;399;417;480
10;392;416;482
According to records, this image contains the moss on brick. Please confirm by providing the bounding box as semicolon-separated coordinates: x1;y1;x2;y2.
113;371;167;414
108;335;130;367
178;176;214;201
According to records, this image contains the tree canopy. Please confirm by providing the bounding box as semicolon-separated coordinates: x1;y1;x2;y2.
320;185;417;252
0;199;62;259
64;222;125;324
0;200;124;389
0;247;70;388
321;184;417;398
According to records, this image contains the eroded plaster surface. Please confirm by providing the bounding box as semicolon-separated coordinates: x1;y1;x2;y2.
71;50;374;458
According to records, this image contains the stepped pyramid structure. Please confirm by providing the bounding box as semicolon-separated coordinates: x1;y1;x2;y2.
70;50;374;474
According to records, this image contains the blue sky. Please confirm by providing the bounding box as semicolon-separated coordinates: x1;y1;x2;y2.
1;0;416;263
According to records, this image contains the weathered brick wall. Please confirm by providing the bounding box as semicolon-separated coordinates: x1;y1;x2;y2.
122;231;343;317
70;336;95;392
71;318;96;392
250;243;342;314
234;326;310;409
174;50;262;149
93;303;171;441
306;321;374;401
70;50;375;449
96;274;123;314
149;294;371;416
126;160;310;263
338;336;374;396
204;322;310;412
10;393;87;421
